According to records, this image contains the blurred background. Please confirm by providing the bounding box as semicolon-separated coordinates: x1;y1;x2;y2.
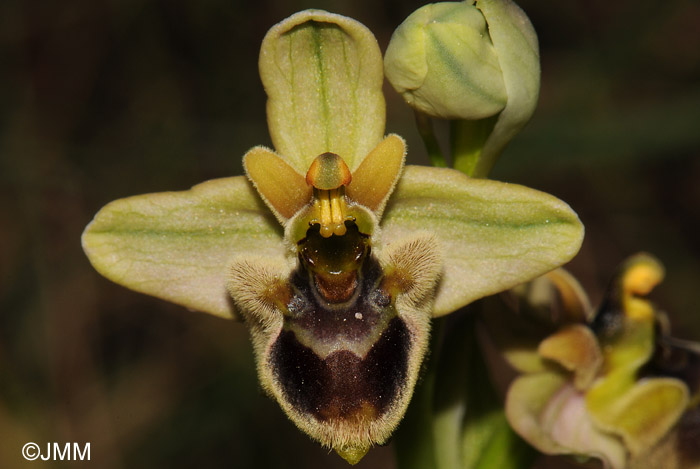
1;0;699;467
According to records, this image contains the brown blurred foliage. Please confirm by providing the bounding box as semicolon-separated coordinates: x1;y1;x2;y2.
1;0;699;467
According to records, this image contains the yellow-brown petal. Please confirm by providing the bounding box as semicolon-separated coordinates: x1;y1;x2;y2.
244;146;312;221
346;134;405;217
538;324;602;390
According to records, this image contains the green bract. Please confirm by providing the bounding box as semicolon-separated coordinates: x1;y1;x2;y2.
82;9;583;464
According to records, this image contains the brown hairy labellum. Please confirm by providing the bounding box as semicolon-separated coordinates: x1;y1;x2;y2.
228;217;440;463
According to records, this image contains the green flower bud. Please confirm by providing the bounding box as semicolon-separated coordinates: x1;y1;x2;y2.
385;0;541;177
384;1;507;120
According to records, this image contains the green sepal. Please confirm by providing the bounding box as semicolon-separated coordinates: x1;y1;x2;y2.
506;372;628;469
381;166;583;317
586;313;690;456
82;176;285;320
588;377;689;457
260;10;385;174
395;313;537;469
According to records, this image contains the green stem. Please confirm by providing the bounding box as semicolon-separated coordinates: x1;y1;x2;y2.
414;110;448;168
394;317;446;469
395;307;537;469
432;312;472;469
451;116;499;178
457;314;536;469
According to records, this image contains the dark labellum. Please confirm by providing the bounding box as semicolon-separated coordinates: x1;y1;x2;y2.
228;220;439;459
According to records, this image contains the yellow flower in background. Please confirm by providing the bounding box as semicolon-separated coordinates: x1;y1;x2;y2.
492;254;700;469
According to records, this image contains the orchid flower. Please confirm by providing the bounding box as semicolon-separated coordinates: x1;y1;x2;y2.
490;255;700;469
82;9;583;464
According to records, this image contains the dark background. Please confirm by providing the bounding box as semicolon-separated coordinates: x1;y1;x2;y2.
2;0;699;467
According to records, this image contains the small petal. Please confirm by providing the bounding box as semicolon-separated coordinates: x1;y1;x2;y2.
543;268;593;323
619;253;665;321
346;134;405;217
82;177;285;319
538;324;603;390
381;166;583;317
621;253;665;297
244;146;312;222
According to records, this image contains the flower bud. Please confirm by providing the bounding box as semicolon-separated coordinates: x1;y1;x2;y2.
384;1;507;120
385;0;541;176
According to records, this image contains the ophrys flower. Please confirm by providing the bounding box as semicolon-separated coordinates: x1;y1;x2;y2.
496;255;700;469
82;9;583;464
